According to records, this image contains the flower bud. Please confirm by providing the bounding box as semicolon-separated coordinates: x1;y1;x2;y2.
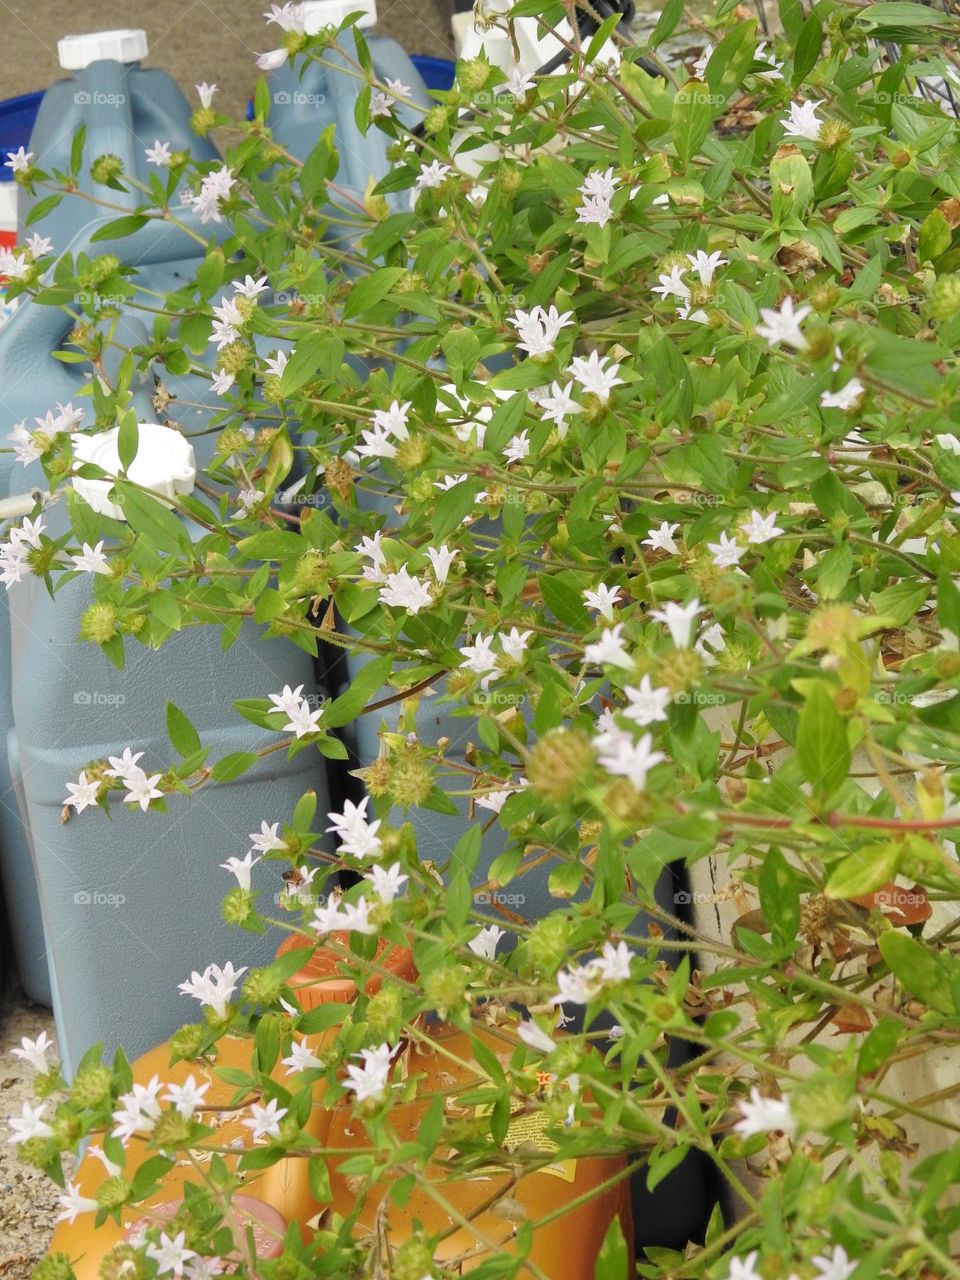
244;966;283;1006
526;729;595;800
654;649;703;696
394;435;430;472
422;104;451;135
219;341;252;374
521;916;574;976
96;1175;131;1212
169;1023;206;1062
90;155;125;185
151;1109;192;1149
98;1245;149;1280
71;1063;113;1108
422;962;468;1018
389;750;434;808
222;885;257;927
928;273;960;322
80;603;118;645
365;984;404;1040
32;1254;76;1280
292;551;330;597
458;58;491;92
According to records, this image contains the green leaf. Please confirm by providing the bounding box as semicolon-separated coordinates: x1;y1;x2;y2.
796;681;850;802
595;1216;629;1280
167;702;202;757
647;0;684;49
89;214;151;243
117;410;139;472
111;482;192;556
825;843;903;899
211;752;258;783
919;208;952;263
758;849;800;952
793;14;823;83
342;266;406;319
539;573;589;629
325;654;394;728
878;932;955;1015
308;1157;331;1203
279;337;326;397
672;80;713;170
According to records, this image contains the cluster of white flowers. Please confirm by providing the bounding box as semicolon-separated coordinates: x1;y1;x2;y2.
313;892;377;936
576;166;617;229
707;509;784;569
183;164;236;224
345;1042;395;1101
554;941;633;1005
371;76;412;119
0;514;45;589
507;303;576;358
178;960;248;1019
7;401;84;466
111;1073;164;1143
268;683;324;737
652;250;727;323
459;627;531;689
326;796;383;859
356;398;412;461
379;565;433;613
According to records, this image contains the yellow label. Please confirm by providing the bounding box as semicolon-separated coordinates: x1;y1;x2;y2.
473;1102;577;1183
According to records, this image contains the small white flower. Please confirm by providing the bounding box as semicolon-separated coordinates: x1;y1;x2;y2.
256;48;288;71
356;423;397;461
506;68;536;99
379;567;433;613
811;1246;857;1280
250;820;287;854
326;797;382;860
576;193;614;229
623;675;671;727
12;516;45;550
211;369;235;396
650;598;702;648
781;99;823;142
415;160;451;190
821;378;865;410
70;541;110;575
755;297;812;350
584;623;633;669
196;83;218;108
538;380;583;433
178;962;247;1019
7;1100;54;1145
733;1086;796;1138
726;1252;763;1280
11;1031;54;1073
643;522;680;555
372;399;411;440
596;940;632;982
468;924;505;960
508;304;575;358
692;45;712;77
567;351;624;403
57;1182;100;1225
708;531;745;569
475;788;513;813
105;747;145;783
503;430;530;464
185;1259;224;1280
283;698;324;739
7;421;41;465
4;146;32;173
123;769;164;811
365;861;408;904
517;1021;555;1054
282;1038;323;1075
345;1043;394;1102
264;2;305;31
145;140;172;167
460;633;499;678
433;473;468;491
755;41;785;79
687;250;728;286
25;233;53;257
264;349;288;379
652;265;690;303
111;1076;163;1143
243;1098;287;1142
220;851;260;891
64;770;101;814
740;510;784;544
147;1231;197;1278
500;627;532;661
596;730;665;791
162;1075;210;1120
584;583;621;622
426;544;457;585
88;1145;121;1177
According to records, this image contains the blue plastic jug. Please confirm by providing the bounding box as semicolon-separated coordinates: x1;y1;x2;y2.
20;29;218;248
267;0;430;205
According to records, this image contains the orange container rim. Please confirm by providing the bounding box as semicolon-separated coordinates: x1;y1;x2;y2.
277;931;415;1006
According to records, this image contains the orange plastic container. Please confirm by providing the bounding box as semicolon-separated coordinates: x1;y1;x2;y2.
275;930;416;1008
326;1019;634;1277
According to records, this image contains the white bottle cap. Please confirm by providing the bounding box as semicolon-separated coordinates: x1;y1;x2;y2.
301;0;378;35
71;423;196;522
58;29;149;71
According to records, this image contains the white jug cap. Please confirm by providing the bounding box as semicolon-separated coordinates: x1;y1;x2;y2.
58;29;149;70
71;422;196;521
301;0;378;35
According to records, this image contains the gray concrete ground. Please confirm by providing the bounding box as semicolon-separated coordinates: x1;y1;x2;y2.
0;0;455;118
